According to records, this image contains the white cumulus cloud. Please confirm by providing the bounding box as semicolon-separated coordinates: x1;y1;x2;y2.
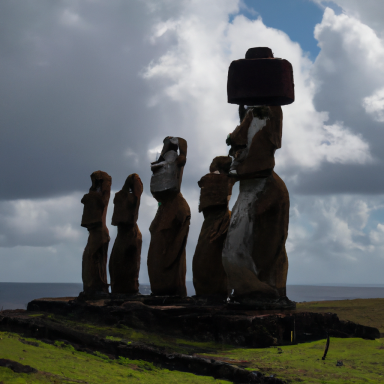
363;88;384;122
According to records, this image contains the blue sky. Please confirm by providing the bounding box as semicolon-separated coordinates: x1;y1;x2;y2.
241;0;324;59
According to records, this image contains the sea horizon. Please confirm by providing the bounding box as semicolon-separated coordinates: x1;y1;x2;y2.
1;282;384;310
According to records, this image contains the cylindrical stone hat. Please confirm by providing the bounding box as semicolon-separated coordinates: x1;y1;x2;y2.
227;47;295;106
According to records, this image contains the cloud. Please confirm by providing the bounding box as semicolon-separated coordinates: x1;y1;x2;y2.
123;2;384;285
1;0;384;286
363;88;384;122
0;244;82;283
287;194;384;284
144;5;371;175
286;7;384;195
0;0;187;200
312;0;384;37
0;194;84;248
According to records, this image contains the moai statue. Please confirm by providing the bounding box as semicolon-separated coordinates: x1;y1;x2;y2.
222;47;295;308
109;174;143;295
192;156;234;299
81;170;111;295
147;136;190;297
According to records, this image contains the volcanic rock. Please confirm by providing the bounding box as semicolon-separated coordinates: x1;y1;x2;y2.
192;156;234;297
81;170;111;295
148;137;190;297
109;173;143;294
223;106;291;306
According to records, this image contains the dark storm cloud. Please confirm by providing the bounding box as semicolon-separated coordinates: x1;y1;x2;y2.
281;6;384;197
3;0;381;204
0;0;186;200
291;163;384;195
312;35;384;163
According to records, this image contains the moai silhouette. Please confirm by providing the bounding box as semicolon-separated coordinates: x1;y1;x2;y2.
81;170;111;295
109;173;143;295
147;136;190;297
223;47;295;308
192;156;234;299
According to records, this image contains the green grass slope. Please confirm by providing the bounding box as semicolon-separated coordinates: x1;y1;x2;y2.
0;331;228;384
2;298;384;383
201;338;384;383
297;298;384;334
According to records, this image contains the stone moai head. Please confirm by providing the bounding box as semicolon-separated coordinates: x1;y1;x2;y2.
226;106;282;178
150;136;187;197
225;46;294;179
198;156;234;212
209;156;232;174
111;173;143;226
81;170;112;229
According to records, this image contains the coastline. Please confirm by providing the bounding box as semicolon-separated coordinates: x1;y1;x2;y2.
1;282;384;311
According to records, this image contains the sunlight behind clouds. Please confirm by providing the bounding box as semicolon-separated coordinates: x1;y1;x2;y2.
144;4;372;173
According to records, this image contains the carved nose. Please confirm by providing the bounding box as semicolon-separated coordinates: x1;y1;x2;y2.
227;47;295;106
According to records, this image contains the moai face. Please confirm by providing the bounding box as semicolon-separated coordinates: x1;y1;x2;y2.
81;171;112;228
112;173;143;226
209;156;232;174
226;106;282;178
198;156;234;212
150;136;187;196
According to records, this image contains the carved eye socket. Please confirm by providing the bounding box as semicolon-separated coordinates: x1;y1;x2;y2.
226;134;232;146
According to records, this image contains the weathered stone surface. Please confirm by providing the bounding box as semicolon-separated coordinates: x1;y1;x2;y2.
148;137;190;297
223;106;290;305
198;174;232;212
81;171;111;295
228;106;282;178
109;174;143;295
198;157;233;212
192;156;234;297
222;172;289;299
150;137;187;194
192;206;230;297
111;173;143;226
148;192;190;297
24;298;381;346
209;155;232;174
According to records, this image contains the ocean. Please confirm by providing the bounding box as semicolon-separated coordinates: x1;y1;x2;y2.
0;282;384;310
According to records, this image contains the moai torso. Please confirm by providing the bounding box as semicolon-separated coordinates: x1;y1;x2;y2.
147;136;190;297
81;170;111;295
192;157;234;298
109;174;143;295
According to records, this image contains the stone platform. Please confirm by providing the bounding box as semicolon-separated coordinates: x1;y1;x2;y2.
26;294;379;347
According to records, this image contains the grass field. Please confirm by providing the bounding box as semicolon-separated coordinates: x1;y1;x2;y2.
201;338;384;383
1;298;383;383
0;331;228;384
297;298;384;335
